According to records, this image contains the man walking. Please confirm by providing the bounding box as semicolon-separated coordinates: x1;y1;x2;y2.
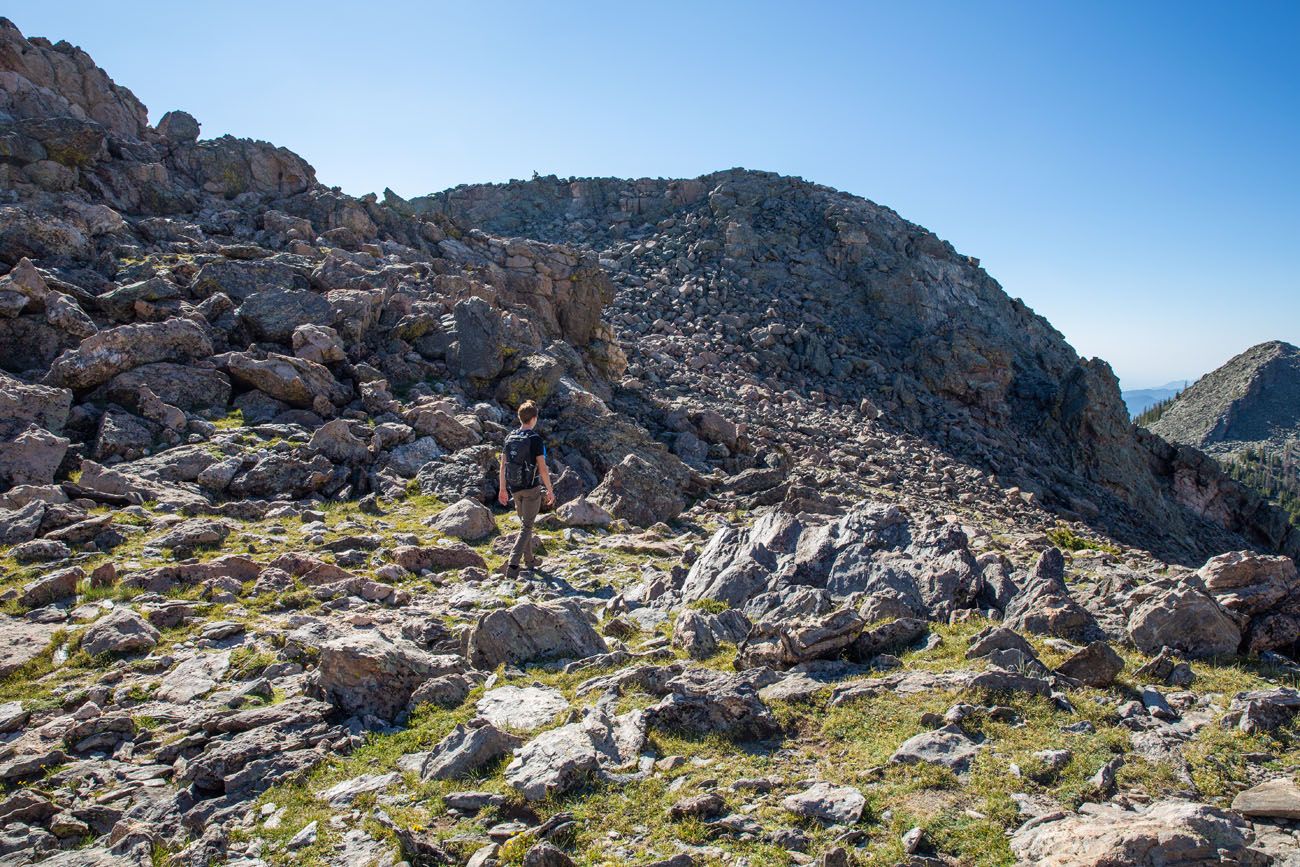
498;400;555;578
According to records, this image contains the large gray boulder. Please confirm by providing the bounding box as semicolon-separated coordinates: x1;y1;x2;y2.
224;351;350;409
464;600;607;669
0;370;71;438
308;631;465;720
504;702;646;800
237;287;332;343
589;453;687;527
0;425;68;489
645;668;781;740
1127;575;1242;658
432;498;495;541
420;719;523;781
1003;548;1102;642
735;607;863;670
46;318;213;390
80;608;159;657
102;362;231;412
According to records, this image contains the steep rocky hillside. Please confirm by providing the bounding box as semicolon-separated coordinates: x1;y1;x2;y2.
0;17;1299;867
413;177;1299;563
1149;342;1300;456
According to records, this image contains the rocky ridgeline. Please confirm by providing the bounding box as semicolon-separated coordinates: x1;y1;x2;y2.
1150;341;1300;457
0;17;1298;867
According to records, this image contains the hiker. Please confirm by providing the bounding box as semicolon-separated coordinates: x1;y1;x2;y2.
498;400;556;578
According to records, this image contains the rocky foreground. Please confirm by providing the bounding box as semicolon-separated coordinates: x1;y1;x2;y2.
0;16;1298;867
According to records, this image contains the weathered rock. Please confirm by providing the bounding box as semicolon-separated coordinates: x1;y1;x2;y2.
781;782;865;825
154;518;229;556
555;496;612;528
589;453;687;527
646;668;781;740
393;543;486;573
0;619;59;677
476;685;569;732
1127;575;1242;658
1200;550;1299;616
308;630;465;720
1231;776;1300;820
672;608;750;660
670;792;726;820
308;418;370;463
0;370;71;438
504;702;646;800
46;318;213;390
80;608;159;656
891;724;982;773
420;719;524;781
292;322;346;364
238;287;332;343
736;607;863;670
464;600;608;669
1003;548;1101;641
0;424;69;488
1009;800;1270;866
224;351;350;408
20;565;80;608
850;617;928;659
1055;641;1125;688
158;651;231;704
102;362;231;412
433;497;496;541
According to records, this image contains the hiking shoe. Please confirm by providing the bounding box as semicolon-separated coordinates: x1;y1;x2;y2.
504;564;520;580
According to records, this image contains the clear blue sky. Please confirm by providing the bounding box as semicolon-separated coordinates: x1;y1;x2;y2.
13;1;1298;387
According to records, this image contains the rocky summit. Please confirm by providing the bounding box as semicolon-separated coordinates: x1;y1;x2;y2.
0;17;1298;867
1149;341;1300;456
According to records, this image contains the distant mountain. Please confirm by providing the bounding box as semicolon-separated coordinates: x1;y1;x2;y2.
1147;341;1300;455
1122;380;1187;418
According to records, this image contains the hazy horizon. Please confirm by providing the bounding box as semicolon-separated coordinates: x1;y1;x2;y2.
10;1;1298;388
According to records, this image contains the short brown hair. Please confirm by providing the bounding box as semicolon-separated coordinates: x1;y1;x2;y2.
517;401;538;424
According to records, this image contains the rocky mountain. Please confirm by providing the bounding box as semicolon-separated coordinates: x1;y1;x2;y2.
1149;341;1300;456
1121;381;1185;418
413;175;1299;562
0;17;1298;867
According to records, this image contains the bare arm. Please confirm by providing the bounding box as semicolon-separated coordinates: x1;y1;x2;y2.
498;453;508;505
536;456;555;506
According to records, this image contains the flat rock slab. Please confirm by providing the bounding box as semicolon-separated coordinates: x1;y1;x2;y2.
157;651;231;704
782;781;865;824
476;685;568;732
1231;777;1300;820
0;619;59;678
318;772;400;807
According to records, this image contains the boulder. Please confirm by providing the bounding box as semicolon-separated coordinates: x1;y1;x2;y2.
20;566;80;608
736;607;863;670
781;782;865;825
0;370;71;438
1009;800;1270;867
1003;548;1102;641
308;419;370;463
406;406;479;451
1127;575;1242;658
420;719;523;781
1230;776;1300;820
308;631;465;720
891;725;983;773
504;702;646;800
672;608;751;660
224;351;350;408
153;518;229;557
432;498;496;541
292;323;346;364
80;608;159;657
156;109;200;142
392;543;486;573
450;297;504;381
46;318;213;390
1055;641;1124;687
0;620;59;678
385;436;443;478
589;453;687;527
645;668;781;740
1199;550;1298;616
102;363;231;413
556;496;612;528
0;424;68;488
850;617;928;659
157;651;231;704
464;600;608;669
237;287;332;343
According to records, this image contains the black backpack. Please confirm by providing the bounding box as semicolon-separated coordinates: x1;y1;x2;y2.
503;429;538;492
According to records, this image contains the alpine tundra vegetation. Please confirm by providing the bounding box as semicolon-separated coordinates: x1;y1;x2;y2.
0;16;1296;867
